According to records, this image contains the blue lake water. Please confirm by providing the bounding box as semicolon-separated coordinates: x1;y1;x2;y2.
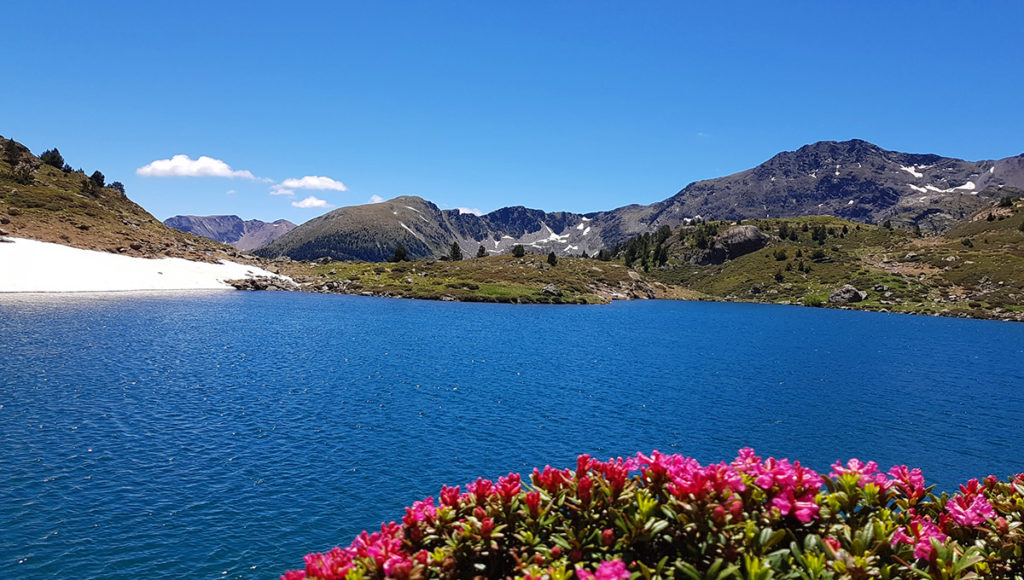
1;292;1023;578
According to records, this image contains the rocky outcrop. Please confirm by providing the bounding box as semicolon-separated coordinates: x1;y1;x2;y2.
829;284;867;303
227;276;299;291
696;225;769;265
542;283;563;297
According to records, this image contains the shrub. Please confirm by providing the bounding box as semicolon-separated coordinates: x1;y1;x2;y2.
512;244;526;258
773;248;787;261
282;449;1024;580
90;170;105;188
803;294;825;307
40;148;64;168
476;245;487;258
547;252;557;267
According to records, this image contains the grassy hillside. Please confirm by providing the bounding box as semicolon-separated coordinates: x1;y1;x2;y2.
276;253;655;304
0;136;242;262
624;201;1024;321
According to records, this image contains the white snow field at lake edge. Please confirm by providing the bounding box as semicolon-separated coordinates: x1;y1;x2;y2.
0;237;291;292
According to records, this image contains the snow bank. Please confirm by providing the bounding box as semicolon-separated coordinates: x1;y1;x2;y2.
0;238;292;293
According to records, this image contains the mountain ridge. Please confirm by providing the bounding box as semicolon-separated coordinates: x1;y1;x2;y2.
256;139;1024;261
163;215;297;252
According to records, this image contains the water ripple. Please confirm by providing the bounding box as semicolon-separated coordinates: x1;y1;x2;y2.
1;293;1022;578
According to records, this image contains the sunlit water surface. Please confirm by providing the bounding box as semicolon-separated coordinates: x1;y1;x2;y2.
2;292;1022;578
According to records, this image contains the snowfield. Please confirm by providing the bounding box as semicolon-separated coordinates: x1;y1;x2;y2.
0;237;291;292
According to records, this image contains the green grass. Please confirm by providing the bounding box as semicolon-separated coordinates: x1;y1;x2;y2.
285;254;642;304
640;213;1024;320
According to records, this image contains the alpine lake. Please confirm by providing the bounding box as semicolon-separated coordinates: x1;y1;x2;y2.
2;292;1022;578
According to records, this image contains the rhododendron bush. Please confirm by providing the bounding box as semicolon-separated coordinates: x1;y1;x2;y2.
282;449;1024;579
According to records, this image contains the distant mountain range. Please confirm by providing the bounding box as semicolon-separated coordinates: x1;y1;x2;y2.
251;139;1024;261
163;215;296;252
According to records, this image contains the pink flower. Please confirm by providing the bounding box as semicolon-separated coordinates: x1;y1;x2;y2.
830;458;891;489
601;528;615;546
497;472;521;504
577;454;593;476
577;559;631;580
533;465;573;493
468;477;494;504
480;517;495;538
888;465;927;500
892;511;947;560
822;537;842;555
440;485;461;507
382;555;413;580
402;497;437;526
770;488;820;523
591;457;632;494
946;494;996;526
525;490;541;517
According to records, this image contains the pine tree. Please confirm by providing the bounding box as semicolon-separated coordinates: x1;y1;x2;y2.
40;148;64;169
389;245;408;262
547;252;557;266
511;245;525;258
449;242;463;261
476;245;487;258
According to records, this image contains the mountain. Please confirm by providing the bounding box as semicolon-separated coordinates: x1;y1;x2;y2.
164;215;296;252
254;196;594;262
646;139;1024;231
0;135;243;262
256;140;1024;262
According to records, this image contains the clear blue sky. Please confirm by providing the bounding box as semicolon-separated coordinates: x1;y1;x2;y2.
4;1;1022;223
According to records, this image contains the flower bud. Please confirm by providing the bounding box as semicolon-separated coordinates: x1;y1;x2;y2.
602;529;615;546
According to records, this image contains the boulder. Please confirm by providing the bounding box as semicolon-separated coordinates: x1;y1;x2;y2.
829;284;867;303
698;225;769;264
542;283;563;297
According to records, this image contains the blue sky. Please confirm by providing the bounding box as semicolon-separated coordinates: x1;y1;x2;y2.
4;1;1023;223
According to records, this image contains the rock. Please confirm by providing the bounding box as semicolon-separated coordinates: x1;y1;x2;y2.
829;284;867;303
542;283;563;297
698;225;769;265
129;242;143;251
0;217;9;224
0;228;8;236
227;276;298;291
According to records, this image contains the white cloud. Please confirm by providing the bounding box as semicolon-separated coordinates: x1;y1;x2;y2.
136;155;255;179
291;196;332;209
226;189;236;195
368;195;385;204
269;187;295;196
271;175;348;195
458;207;483;216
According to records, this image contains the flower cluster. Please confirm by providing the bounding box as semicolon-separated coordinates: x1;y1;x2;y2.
283;450;1024;579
